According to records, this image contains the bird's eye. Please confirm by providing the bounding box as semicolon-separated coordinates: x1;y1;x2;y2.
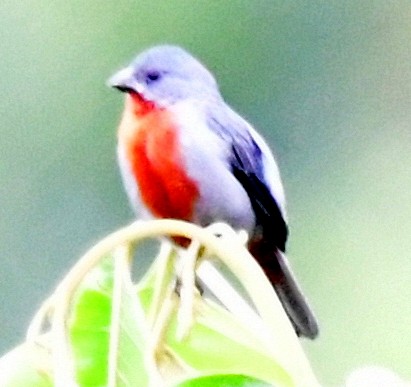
146;71;161;82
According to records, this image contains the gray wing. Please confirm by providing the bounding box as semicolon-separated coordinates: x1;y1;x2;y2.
206;102;319;339
207;105;288;252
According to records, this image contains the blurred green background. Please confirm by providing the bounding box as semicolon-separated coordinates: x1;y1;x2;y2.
1;1;410;385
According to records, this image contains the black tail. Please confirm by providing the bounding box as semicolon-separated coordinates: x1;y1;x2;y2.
250;243;319;339
230;150;318;338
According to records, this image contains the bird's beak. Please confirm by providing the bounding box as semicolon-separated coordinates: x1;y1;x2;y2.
107;66;145;94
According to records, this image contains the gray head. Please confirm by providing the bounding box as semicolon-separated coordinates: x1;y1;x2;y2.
108;45;220;106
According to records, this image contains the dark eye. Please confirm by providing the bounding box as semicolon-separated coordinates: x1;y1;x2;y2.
146;71;161;82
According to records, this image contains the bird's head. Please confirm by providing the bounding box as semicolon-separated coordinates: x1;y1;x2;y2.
108;45;220;107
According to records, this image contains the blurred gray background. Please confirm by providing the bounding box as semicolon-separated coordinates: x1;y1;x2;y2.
0;1;410;385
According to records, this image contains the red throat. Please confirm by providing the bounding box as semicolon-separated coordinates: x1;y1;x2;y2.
118;94;199;222
128;92;155;115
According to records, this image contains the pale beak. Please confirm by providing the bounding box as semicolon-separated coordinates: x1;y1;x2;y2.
107;66;145;94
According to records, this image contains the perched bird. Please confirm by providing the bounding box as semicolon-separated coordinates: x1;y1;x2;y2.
109;45;318;339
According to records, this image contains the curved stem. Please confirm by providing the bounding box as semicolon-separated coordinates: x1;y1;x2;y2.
47;219;318;386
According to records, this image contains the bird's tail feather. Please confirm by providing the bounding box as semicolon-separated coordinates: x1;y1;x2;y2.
271;250;319;339
250;243;319;339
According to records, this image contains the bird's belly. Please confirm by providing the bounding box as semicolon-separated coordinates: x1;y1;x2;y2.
119;108;199;221
193;175;256;233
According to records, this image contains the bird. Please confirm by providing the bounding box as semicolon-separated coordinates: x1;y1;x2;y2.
108;45;319;339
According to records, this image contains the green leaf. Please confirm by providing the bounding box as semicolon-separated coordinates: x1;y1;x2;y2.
164;300;293;387
137;269;293;387
175;374;273;387
68;257;113;386
68;252;150;386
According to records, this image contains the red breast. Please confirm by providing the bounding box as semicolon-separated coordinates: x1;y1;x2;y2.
118;93;200;221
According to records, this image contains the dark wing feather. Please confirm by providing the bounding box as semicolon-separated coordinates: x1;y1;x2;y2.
230;143;288;252
208;111;288;251
207;103;319;339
